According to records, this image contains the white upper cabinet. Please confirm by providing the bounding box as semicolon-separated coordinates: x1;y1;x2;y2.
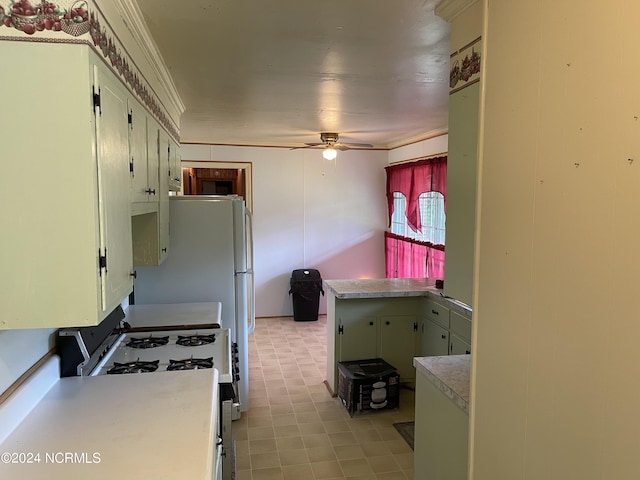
168;138;181;192
131;117;170;266
128;98;158;207
0;42;133;329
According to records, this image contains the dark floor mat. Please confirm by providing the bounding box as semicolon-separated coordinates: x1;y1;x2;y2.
393;421;415;450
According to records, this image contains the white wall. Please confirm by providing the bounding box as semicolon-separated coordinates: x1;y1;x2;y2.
0;329;57;394
388;134;448;164
180;144;389;317
471;1;640;479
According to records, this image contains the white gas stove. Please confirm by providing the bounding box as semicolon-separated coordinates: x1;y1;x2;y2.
90;328;232;382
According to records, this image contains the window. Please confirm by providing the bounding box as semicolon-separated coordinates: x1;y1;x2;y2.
384;157;447;279
390;191;445;245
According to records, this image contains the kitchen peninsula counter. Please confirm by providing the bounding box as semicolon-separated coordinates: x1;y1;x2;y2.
324;278;472;395
324;277;437;299
324;278;438;394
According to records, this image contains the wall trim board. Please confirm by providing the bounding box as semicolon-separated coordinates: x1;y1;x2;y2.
0;349;56;406
435;0;480;23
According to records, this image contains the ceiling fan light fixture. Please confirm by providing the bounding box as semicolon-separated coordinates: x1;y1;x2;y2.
322;146;337;160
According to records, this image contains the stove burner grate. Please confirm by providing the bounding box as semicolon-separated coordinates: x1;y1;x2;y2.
176;334;216;347
126;335;170;349
167;357;214;371
107;359;160;374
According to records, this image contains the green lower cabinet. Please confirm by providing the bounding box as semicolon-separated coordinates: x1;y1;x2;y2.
336;310;419;385
379;315;420;383
414;373;469;479
422;319;450;356
449;333;472;355
337;316;377;362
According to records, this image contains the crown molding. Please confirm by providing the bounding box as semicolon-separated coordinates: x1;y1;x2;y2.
114;0;185;118
387;128;449;150
435;0;480;23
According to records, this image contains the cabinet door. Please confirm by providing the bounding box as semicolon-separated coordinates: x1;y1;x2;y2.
379;315;418;383
158;129;170;262
93;64;134;313
422;319;450;356
146;116;159;200
129;98;149;203
338;316;377;362
449;334;471;355
169;139;181;191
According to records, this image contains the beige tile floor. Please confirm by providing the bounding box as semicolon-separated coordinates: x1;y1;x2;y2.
234;315;415;480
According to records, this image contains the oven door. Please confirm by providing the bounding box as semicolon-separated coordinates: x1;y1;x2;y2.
221;399;234;480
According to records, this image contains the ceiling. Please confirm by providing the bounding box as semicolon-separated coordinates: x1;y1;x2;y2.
135;0;451;149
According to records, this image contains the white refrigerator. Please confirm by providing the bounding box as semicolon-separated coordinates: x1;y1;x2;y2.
134;195;255;414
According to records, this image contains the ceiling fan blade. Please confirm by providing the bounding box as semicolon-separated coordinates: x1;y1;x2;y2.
340;142;374;148
289;143;322;150
335;145;351;151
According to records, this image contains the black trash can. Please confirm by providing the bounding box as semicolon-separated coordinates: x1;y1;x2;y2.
289;269;324;321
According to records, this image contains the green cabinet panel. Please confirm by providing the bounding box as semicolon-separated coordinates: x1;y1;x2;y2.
450;310;472;342
450;334;472;355
379;315;419;382
443;82;480;308
414;372;469;479
425;299;450;328
337;316;377;362
422;319;450;356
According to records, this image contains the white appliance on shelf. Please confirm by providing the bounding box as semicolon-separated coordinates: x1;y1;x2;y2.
134;196;255;415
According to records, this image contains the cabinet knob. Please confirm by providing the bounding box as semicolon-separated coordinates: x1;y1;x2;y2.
162;247;167;253
385;321;390;326
130;270;137;279
369;321;374;326
145;188;156;195
441;334;446;339
466;350;471;355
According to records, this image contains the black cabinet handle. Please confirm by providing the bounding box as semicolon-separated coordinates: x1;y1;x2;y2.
386;321;390;326
431;309;438;315
441;334;446;339
130;270;137;279
369;321;374;326
162;247;167;253
466;350;471;354
145;188;156;195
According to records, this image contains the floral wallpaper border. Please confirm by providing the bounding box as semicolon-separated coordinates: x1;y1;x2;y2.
0;1;179;142
449;36;481;95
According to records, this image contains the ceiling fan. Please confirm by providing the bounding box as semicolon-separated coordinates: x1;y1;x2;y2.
291;132;373;160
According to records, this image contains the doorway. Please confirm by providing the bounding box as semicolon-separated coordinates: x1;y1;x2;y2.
181;161;253;211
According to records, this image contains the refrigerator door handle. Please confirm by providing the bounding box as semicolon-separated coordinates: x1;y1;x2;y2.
245;209;256;334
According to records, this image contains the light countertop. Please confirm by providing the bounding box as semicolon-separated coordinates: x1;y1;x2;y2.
323;278;472;318
414;355;470;414
0;368;219;479
324;278;438;298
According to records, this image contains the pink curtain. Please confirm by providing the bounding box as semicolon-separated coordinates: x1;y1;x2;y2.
385;232;445;279
385;156;447;231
